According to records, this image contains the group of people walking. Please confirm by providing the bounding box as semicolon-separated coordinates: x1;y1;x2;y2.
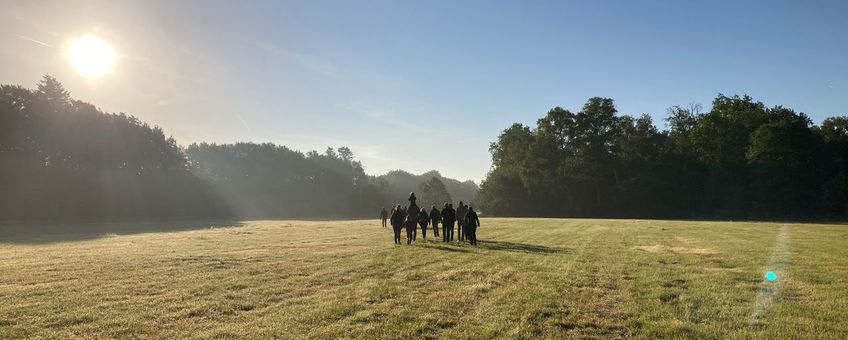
379;192;480;246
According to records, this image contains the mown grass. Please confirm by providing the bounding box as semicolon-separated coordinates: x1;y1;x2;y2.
0;219;846;339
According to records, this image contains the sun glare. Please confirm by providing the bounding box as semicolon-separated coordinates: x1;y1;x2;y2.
66;35;115;78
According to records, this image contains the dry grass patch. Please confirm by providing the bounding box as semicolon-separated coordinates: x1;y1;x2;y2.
0;218;846;338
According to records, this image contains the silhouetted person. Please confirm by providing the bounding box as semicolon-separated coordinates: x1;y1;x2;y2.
464;206;480;246
406;202;420;239
390;205;404;244
404;216;416;245
441;203;456;242
429;205;441;238
418;209;429;239
456;201;468;242
408;191;417;206
380;207;388;228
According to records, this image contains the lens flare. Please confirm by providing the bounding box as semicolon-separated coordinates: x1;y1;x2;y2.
765;271;777;281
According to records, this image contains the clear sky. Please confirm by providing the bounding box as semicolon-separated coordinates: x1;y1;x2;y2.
2;0;846;182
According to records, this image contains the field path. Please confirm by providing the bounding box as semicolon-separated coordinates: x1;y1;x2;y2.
750;224;791;327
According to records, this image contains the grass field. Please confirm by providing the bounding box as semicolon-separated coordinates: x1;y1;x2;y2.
1;218;846;339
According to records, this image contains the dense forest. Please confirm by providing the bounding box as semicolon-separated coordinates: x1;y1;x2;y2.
184;144;468;217
5;76;848;221
0;76;474;221
0;76;230;221
477;96;848;219
185;143;385;218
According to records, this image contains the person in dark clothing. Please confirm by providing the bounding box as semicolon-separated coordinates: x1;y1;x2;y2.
429;205;441;238
404;216;416;245
418;209;429;239
440;203;449;242
456;202;468;242
441;203;456;242
380;207;388;228
406;202;420;240
464;206;480;246
390;205;404;244
408;192;417;206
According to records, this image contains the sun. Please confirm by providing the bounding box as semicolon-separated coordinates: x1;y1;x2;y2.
66;35;115;78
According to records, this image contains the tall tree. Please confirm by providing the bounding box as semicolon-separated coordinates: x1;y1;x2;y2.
746;107;823;217
418;176;452;209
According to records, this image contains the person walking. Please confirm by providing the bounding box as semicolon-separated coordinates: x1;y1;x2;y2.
441;203;456;242
380;207;388;228
464;206;480;246
390;205;404;244
404;216;416;245
407;202;420;241
455;202;468;242
429;205;441;238
418;208;429;240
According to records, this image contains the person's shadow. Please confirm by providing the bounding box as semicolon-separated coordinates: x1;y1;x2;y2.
422;240;570;254
474;240;570;254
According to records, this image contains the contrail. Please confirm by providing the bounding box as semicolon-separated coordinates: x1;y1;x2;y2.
750;224;790;328
16;35;53;48
236;115;254;134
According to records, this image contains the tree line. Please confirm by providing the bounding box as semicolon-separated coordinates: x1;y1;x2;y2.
185;143;385;218
477;96;848;219
6;76;845;221
0;76;231;221
0;76;471;222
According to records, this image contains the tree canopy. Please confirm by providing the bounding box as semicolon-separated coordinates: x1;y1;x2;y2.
185;143;385;218
0;76;476;221
417;176;453;209
5;76;846;221
477;95;848;219
0;76;230;221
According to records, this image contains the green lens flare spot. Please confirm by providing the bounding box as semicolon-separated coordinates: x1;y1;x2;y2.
765;271;777;281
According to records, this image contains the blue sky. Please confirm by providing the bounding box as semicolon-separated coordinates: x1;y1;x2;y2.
2;0;846;182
